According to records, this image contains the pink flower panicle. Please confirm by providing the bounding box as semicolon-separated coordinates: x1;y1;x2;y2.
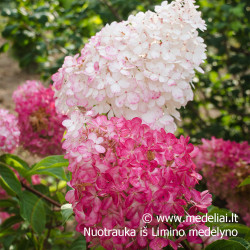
64;113;212;249
195;137;250;226
52;0;206;133
13;80;66;156
0;109;20;153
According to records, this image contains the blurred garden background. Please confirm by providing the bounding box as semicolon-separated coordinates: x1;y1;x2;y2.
0;0;249;249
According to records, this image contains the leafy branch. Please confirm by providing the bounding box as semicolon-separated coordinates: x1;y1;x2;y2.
21;181;61;208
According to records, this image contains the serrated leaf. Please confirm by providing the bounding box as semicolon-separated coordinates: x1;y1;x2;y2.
26;155;68;180
20;191;46;234
0;163;22;196
206;239;246;250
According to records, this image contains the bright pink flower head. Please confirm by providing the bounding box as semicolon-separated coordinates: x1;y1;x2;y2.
13;80;66;156
0;109;20;153
64;113;211;249
195;137;250;226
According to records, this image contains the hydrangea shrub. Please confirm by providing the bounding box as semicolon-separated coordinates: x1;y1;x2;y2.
50;0;216;249
13;80;66;156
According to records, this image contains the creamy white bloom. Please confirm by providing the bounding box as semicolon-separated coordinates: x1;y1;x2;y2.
52;0;206;132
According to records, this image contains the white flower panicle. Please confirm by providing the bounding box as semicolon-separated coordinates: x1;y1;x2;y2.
52;0;206;132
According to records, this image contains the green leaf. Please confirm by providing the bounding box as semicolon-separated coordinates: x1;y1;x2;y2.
2;24;18;37
60;0;74;9
220;223;250;240
20;191;46;234
0;215;23;231
33;168;67;180
28;155;68;172
61;204;74;225
26;155;68;180
0;163;22;196
0;230;16;240
205;239;246;250
0;154;29;176
35;167;67;181
0;199;17;208
70;235;86;250
229;237;250;249
238;176;250;187
0;42;9;53
95;247;106;250
0;178;15;196
206;206;235;227
207;206;233;217
13;238;30;250
0;233;17;249
33;184;50;196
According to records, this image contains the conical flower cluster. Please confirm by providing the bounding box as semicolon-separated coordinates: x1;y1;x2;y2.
13;80;65;155
64;113;212;249
52;0;206;133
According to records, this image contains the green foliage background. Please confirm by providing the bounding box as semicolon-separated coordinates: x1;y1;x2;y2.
0;0;249;143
